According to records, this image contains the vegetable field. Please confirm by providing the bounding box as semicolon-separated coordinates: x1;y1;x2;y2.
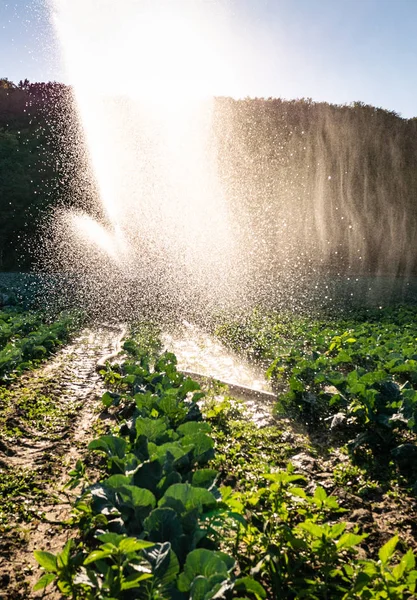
1;304;417;599
0;307;80;381
216;306;417;461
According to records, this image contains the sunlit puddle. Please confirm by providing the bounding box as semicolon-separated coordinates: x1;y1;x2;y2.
162;321;275;426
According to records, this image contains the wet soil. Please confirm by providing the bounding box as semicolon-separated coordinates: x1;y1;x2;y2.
163;323;277;427
162;323;272;394
0;325;124;599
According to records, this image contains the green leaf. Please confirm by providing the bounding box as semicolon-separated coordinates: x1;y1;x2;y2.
150;441;190;465
327;371;346;388
354;570;373;591
289;486;307;499
393;558;407;581
105;474;134;488
135;417;169;444
157;472;183;496
334;350;352;364
118;485;156;524
188;575;211;599
189;575;233;599
180;433;215;463
337;533;366;550
159;483;217;513
33;551;58;573
88;435;127;459
235;576;267;599
158;393;188;424
379;535;399;564
97;532;125;546
177;422;212;436
33;572;56;591
56;539;73;569
264;471;305;485
298;521;325;539
407;570;417;588
118;537;154;554
132;459;163;492
314;486;327;502
177;549;230;592
179;377;201;397
144;508;183;543
121;573;153;590
213;551;236;573
84;550;113;565
144;542;180;588
192;469;218;489
329;522;346;539
289;376;304;393
101;391;114;408
403;549;416;571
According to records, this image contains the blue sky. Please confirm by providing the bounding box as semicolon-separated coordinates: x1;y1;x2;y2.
1;0;416;117
0;0;59;82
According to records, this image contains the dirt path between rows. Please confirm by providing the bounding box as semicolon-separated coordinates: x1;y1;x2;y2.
0;325;125;599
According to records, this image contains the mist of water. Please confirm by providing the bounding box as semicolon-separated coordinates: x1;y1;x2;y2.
41;0;417;320
45;0;250;317
163;321;271;393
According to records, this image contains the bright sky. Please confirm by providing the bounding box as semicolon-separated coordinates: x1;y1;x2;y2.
0;0;416;118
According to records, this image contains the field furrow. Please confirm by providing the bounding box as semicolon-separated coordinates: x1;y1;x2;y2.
0;325;124;599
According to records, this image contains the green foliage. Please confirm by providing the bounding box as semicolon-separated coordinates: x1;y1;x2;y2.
34;322;417;599
208;414;417;599
348;538;417;599
0;465;49;534
34;536;155;598
0;307;81;381
35;331;264;599
177;549;236;598
217;307;417;457
34;540;80;596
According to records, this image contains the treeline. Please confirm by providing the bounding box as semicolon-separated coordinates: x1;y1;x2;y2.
1;78;417;275
214;97;417;277
0;79;96;270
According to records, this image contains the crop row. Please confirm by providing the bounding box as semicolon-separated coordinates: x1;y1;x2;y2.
34;337;264;599
35;329;417;599
0;308;81;381
216;306;417;457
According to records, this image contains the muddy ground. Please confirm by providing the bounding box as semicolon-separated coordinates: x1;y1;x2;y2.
0;326;124;599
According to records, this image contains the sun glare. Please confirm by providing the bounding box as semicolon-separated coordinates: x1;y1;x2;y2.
124;14;224;103
51;0;243;103
49;0;243;300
